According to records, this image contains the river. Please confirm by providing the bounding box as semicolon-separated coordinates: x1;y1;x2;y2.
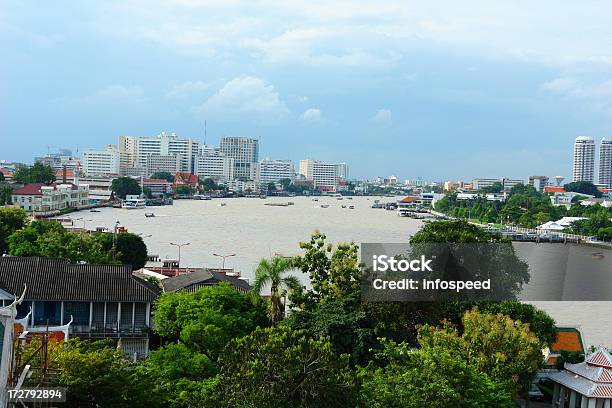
71;196;611;348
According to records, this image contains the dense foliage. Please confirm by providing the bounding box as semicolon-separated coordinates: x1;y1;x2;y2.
13;163;56;184
7;220;147;269
0;207;28;254
151;172;175;182
111;177;142;199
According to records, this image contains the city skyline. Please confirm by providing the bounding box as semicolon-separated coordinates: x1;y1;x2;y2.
5;1;612;179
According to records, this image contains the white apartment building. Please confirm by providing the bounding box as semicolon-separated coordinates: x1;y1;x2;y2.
299;159;347;191
83;145;121;176
256;159;295;185
11;183;89;213
472;178;524;190
528;176;549;192
146;154;180;176
599;137;612;188
194;153;235;182
572;136;595;183
119;132;199;174
219;137;259;180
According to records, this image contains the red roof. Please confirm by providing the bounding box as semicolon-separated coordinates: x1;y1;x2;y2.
544;186;566;193
143;179;171;184
399;196;420;203
0;168;13;176
599;188;612;193
55;169;74;177
13;182;80;195
174;172;198;186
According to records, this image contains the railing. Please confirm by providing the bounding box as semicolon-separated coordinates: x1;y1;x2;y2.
70;323;150;338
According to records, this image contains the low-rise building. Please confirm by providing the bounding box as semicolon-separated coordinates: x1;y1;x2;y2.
472;177;524;190
0;256;161;358
195;153;235;182
11;183;89;213
141;178;172;196
146;154;180;177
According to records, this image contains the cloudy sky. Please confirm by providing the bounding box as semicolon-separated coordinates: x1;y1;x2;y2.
3;0;612;180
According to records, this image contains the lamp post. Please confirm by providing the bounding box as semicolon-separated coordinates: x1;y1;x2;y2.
112;221;120;260
212;253;236;270
170;242;190;267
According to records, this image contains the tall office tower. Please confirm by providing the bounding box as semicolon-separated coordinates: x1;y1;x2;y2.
219;137;259;180
299;159;346;191
83;145;121;176
119;132;199;174
256;159;295;185
194;152;235;182
599;137;612;188
572;136;595;183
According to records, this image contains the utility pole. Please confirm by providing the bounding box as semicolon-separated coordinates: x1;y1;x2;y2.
170;242;190;267
213;253;236;270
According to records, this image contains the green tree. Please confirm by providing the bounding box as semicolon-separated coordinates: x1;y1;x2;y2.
142;343;219;408
154;283;269;360
96;232;148;270
279;178;292;191
174;185;194;196
358;341;514;408
217;326;355;408
418;309;544;397
564;181;602;198
266;182;277;193
253;256;301;325
0;172;4;182
200;178;218;192
111;177;142;199
0;207;28;255
13;163;56;184
150;171;175;182
0;186;13;206
54;339;158;408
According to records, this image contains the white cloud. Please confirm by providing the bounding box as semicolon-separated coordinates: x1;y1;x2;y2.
371;108;392;125
541;78;577;93
300;108;323;123
96;84;143;99
55;84;144;107
166;81;211;98
541;77;612;114
192;76;290;123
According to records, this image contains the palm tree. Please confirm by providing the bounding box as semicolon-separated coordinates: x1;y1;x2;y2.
253;256;301;326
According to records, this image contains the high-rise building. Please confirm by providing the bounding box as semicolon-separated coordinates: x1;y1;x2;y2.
194;152;235;182
119;132;199;175
599;137;612;188
572;136;595;183
219;137;259;180
146;155;180;176
83;145;121;176
299;159;347;191
256;159;295;185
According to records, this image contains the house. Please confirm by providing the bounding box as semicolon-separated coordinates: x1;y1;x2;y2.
538;217;587;232
11;182;89;213
0;168;13;182
0;256;161;358
548;347;612;407
161;268;251;293
544;327;586;367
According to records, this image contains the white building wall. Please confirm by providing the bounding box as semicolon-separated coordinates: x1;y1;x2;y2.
573;136;596;183
83;145;120;176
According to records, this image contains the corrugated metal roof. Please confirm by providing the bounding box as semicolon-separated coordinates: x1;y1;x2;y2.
162;269;251;292
0;256;160;302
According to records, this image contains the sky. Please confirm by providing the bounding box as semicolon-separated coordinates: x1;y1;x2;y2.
3;0;612;181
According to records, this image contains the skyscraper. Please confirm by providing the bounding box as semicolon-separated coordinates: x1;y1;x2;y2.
219;137;259;180
599;137;612;188
572;136;595;183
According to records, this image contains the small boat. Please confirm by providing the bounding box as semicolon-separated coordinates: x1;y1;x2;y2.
287;201;295;206
145;213;155;218
193;194;212;200
265;203;289;207
349;205;355;209
90;209;101;213
312;198;319;202
337;197;344;200
218;202;227;207
347;197;353;200
320;204;329;208
341;205;347;208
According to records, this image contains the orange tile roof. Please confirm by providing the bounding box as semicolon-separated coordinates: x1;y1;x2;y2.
399;196;420;203
551;327;584;354
544;186;566;193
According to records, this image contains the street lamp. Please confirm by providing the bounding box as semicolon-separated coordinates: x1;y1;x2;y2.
112;221;120;260
212;253;236;270
170;242;190;266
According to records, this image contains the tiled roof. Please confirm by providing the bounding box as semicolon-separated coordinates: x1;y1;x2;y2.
0;257;160;302
587;348;612;368
549;348;612;398
552;328;585;354
399;196;420;203
161;269;251;292
544;186;566;193
12;182;81;195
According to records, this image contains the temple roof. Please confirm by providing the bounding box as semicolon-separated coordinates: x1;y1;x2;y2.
548;348;612;398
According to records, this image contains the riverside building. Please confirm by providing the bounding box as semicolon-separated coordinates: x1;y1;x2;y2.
219;137;259;180
599;137;612;188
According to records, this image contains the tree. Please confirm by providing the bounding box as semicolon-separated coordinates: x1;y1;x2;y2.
96;232;148;270
267;182;277;193
111;177;141;199
217;326;355;408
564;181;602;198
0;207;28;255
13;163;56;184
0;186;13;206
253;256;301;325
279;178;292;191
200;178;218;192
174;185;194;196
150;171;175;182
418;309;544;397
0;172;4;182
358;341;514;408
142;343;219;408
154;283;269;360
54;339;158;408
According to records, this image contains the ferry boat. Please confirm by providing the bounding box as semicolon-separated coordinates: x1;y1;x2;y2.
122;195;147;209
